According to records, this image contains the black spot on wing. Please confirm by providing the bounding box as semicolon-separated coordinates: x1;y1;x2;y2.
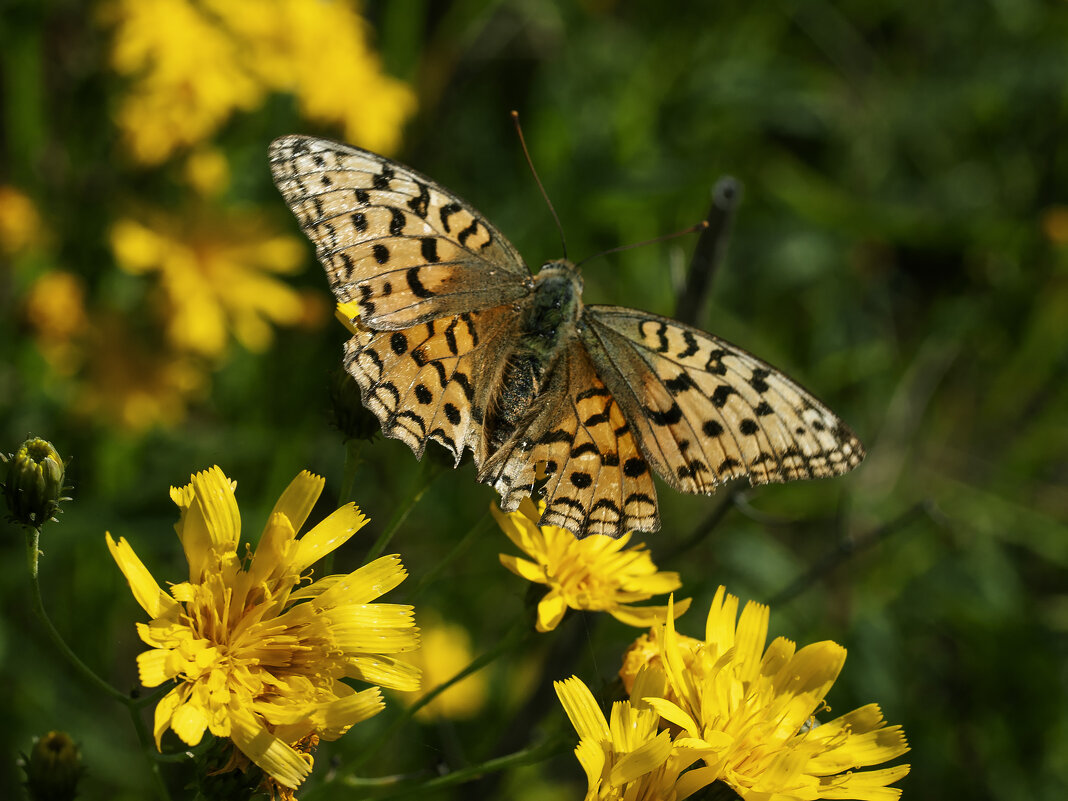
678;331;700;358
439;202;462;232
749;368;771;394
408;181;430;218
406;267;434;298
372;244;390;264
646;402;682;426
420;237;439;263
373;164;395;190
388;207;405;236
711;385;737;408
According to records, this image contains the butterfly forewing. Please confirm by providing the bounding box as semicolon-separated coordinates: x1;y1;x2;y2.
582;306;864;493
479;342;659;537
269;135;531;329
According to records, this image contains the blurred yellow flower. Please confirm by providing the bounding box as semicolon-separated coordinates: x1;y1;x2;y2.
401;613;488;721
23;271;91;376
623;590;910;801
80;313;208;430
110;213;306;358
107;466;420;791
184;147;232;196
493;498;690;633
0;185;42;254
20;271;207;429
1042;205;1068;245
555;671;718;801
103;0;416;164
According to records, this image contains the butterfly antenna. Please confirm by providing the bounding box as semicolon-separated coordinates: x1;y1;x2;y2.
511;110;568;260
575;220;709;269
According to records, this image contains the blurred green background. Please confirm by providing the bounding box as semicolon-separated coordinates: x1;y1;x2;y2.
1;0;1066;799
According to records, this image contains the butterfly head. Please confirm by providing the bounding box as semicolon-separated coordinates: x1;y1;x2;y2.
523;260;584;356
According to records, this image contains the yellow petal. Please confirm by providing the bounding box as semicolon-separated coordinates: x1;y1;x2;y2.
136;649;176;687
609;729;671;785
674;764;722;800
347;654;422;692
644;698;700;739
268;469;325;534
498;554;547;583
153;687;184;749
228;705;311;790
335;301;360;333
574;738;606;793
171;699;209;746
554;677;609;742
106;533;178;618
293;503;369;573
536;592;568;632
316;554;407;606
820;765;911;799
608;597;691;628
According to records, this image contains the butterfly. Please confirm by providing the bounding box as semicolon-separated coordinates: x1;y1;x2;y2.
269;135;864;538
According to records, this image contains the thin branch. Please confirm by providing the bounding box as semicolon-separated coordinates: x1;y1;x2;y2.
768;500;938;606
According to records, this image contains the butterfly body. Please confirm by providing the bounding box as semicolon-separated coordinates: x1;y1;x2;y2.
270;135;865;538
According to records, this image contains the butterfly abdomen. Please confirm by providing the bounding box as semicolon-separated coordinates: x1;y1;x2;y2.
485;261;584;449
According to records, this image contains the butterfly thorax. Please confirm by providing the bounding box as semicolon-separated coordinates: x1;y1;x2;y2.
486;261;584;449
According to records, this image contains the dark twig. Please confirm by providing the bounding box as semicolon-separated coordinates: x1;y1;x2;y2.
768;500;938;606
674;177;742;326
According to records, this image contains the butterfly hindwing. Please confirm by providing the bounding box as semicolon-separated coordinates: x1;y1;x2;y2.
581;306;864;493
479;342;659;537
269;135;531;329
343;304;521;466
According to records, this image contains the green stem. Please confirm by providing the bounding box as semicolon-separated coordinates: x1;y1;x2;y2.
25;527;129;703
337;438;363;505
127;702;173;801
363;460;443;563
341;619;533;777
343;734;569;798
410;510;494;600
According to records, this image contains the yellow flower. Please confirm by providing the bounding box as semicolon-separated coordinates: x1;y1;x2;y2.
80;313;207;430
109;213;305;359
0;185;42;253
107;466;420;790
102;0;416;164
626;590;910;801
400;613;488;721
493;498;691;633
555;670;718;801
22;271;90;376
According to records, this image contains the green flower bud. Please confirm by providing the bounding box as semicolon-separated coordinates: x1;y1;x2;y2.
328;368;380;442
22;731;84;801
2;438;69;527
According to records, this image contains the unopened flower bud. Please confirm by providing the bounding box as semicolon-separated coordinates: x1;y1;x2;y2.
22;731;84;801
3;438;68;527
328;368;379;442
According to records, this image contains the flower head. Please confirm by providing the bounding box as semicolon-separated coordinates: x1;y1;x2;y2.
2;438;69;528
400;613;488;721
107;466;420;790
102;0;415;164
622;590;910;801
493;498;690;633
109;213;306;359
21;731;85;801
555;671;718;801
